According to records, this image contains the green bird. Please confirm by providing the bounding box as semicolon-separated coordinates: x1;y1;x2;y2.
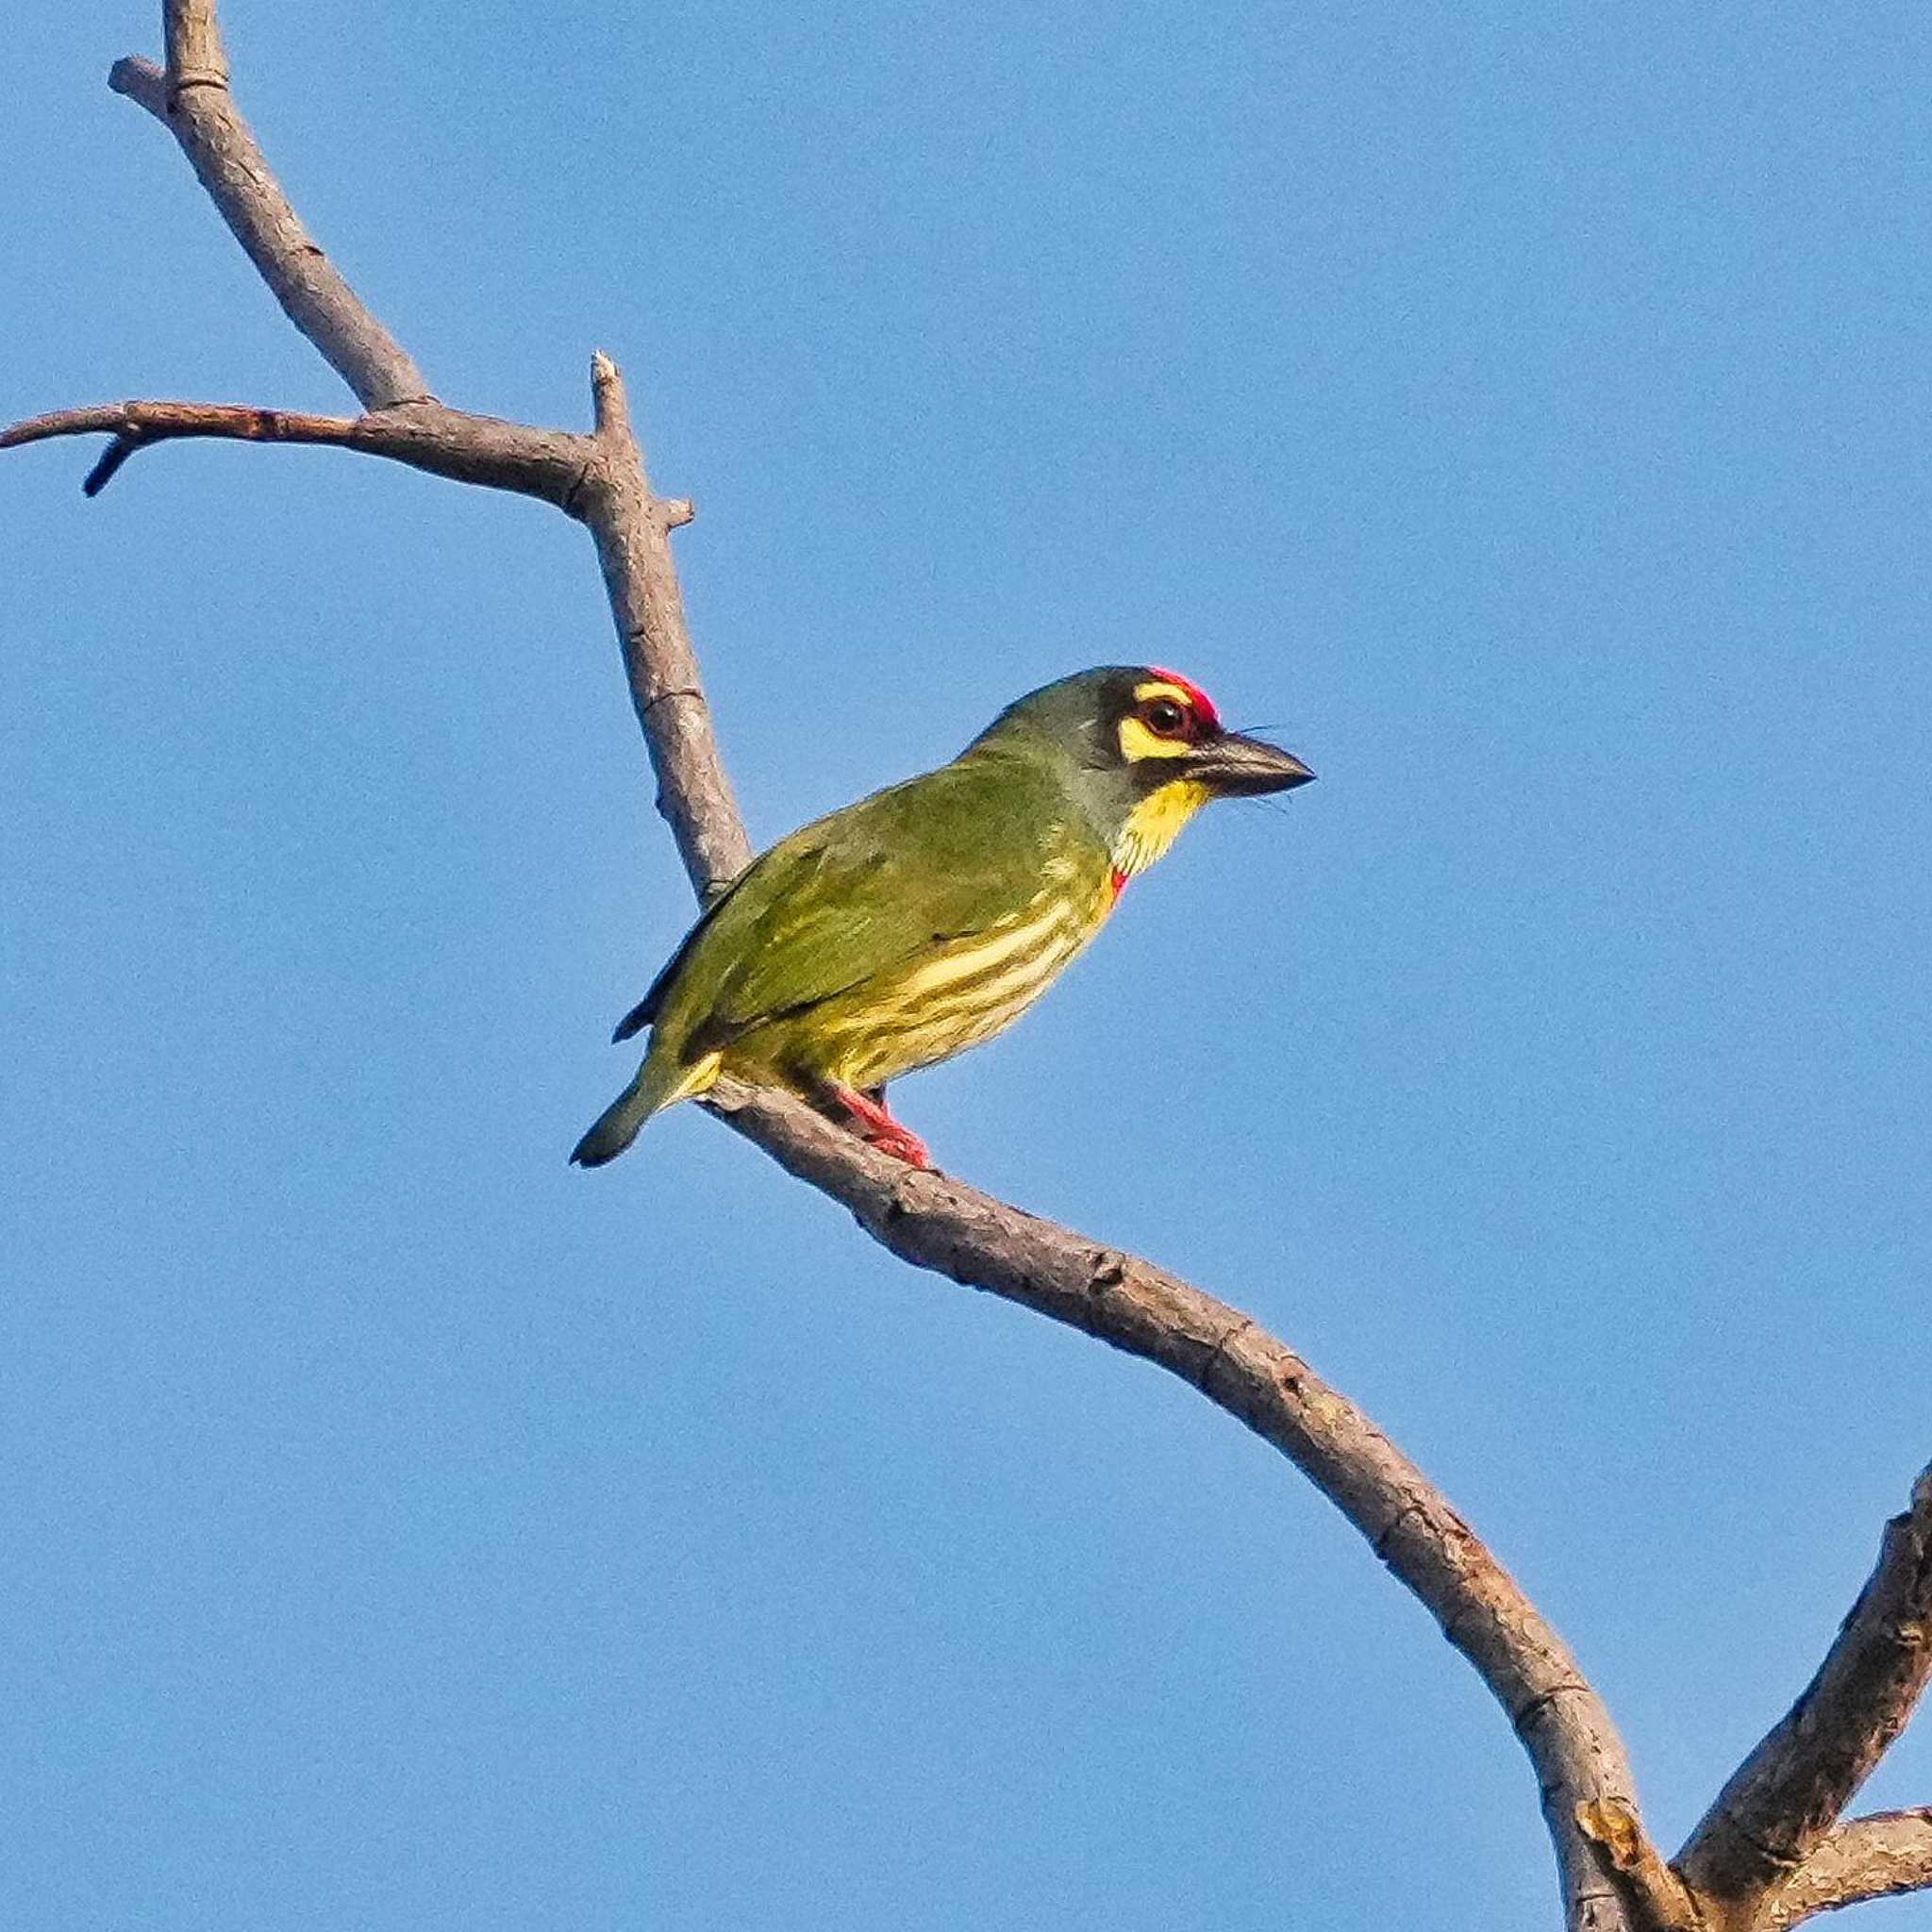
572;665;1314;1171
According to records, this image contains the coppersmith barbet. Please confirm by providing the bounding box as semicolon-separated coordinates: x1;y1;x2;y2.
572;666;1313;1170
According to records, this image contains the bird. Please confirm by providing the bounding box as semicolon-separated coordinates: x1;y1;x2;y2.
572;665;1314;1171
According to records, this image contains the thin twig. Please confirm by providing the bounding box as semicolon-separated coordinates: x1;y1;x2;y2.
1676;1466;1932;1928
576;353;751;895
0;399;598;505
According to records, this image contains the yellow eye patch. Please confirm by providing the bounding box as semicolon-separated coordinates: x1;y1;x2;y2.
1132;679;1194;708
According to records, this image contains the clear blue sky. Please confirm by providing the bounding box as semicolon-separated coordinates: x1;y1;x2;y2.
5;5;1929;1928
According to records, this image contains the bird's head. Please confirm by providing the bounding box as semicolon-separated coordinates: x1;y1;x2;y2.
969;666;1314;877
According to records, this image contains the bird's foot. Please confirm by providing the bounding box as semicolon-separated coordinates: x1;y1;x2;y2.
825;1082;934;1170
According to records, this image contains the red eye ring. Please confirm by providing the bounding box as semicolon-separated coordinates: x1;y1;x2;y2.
1140;696;1191;738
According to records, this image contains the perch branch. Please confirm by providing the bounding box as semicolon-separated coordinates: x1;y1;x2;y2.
1676;1466;1932;1928
1763;1811;1932;1928
14;5;1928;1928
705;1077;1681;1930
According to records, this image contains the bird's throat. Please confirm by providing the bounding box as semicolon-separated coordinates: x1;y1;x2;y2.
1112;779;1211;879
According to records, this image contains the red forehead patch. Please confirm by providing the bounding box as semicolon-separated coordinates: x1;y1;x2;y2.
1147;666;1221;730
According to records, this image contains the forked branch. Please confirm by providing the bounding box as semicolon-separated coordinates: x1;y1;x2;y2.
1677;1468;1932;1929
7;7;1925;1929
109;38;428;408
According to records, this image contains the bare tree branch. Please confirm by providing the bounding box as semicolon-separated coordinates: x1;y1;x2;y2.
706;1079;1683;1930
1676;1467;1932;1929
578;352;751;894
7;14;1657;1921
11;6;1926;1929
1764;1812;1932;1928
110;16;429;408
14;0;738;890
0;398;658;508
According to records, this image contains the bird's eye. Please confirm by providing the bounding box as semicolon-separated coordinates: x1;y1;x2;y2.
1141;697;1189;738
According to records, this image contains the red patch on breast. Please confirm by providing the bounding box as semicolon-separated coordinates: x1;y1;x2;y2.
1147;665;1221;731
1109;867;1128;902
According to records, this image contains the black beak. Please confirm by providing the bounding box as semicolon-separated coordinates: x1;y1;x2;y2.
1182;731;1316;797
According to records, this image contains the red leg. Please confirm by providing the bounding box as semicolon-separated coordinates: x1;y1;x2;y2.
824;1081;933;1170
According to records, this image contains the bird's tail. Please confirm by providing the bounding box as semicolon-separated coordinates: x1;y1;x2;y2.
569;1050;722;1168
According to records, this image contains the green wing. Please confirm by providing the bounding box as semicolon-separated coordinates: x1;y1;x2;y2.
644;754;1081;1051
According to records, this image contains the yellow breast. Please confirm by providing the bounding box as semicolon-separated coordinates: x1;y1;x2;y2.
806;879;1116;1091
